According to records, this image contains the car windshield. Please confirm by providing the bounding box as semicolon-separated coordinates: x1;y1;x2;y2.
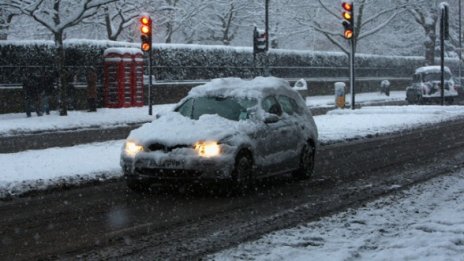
175;96;258;121
422;72;451;82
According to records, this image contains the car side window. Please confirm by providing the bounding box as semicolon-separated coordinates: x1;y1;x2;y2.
262;96;282;116
289;97;304;115
175;98;194;117
277;95;295;115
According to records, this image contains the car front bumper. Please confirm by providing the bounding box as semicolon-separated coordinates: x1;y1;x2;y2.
120;151;235;183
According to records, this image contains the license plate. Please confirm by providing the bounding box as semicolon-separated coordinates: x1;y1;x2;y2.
147;159;183;169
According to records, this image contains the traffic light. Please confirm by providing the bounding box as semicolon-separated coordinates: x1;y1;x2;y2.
140;15;152;52
342;1;354;40
253;27;267;53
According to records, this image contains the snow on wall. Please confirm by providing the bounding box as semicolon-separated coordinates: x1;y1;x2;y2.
0;39;462;82
415;66;451;74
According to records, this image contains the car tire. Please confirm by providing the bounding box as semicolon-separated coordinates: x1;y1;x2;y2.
293;142;315;180
231;152;253;193
126;177;152;193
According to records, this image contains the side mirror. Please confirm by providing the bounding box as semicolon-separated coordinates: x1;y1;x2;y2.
264;114;279;124
293;79;307;90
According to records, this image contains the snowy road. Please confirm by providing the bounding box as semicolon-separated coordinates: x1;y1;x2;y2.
1;119;463;260
1;93;464;259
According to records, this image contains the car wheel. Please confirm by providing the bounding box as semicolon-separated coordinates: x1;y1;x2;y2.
293;142;315;180
232;152;253;193
126;177;152;193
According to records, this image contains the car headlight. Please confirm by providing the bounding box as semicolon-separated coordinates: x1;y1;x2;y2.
194;141;221;158
124;141;144;157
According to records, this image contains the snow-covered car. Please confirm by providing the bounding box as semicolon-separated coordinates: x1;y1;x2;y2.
406;66;458;104
454;77;463;97
120;77;318;192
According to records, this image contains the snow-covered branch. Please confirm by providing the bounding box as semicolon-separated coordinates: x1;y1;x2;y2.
359;9;406;40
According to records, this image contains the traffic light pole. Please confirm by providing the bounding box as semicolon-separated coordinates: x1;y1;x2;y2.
440;13;445;106
342;1;355;110
440;3;449;106
264;0;270;76
140;14;154;115
350;39;355;110
459;0;462;87
148;51;153;115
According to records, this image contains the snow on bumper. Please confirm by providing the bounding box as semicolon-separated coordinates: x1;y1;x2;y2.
120;149;235;181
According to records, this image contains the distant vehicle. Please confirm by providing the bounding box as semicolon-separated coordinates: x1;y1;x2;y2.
454;77;463;97
120;77;319;192
406;66;458;104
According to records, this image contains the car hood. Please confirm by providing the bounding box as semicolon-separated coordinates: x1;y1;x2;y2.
127;111;252;147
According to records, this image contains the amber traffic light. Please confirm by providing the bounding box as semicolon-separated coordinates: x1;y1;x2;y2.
140;15;152;52
342;2;354;40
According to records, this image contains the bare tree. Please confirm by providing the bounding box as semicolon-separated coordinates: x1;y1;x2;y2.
198;0;252;45
99;0;140;41
3;0;116;116
402;0;441;65
448;0;463;61
0;4;20;40
293;0;406;55
150;0;209;43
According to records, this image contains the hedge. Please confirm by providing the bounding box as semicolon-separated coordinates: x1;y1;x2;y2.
0;39;462;84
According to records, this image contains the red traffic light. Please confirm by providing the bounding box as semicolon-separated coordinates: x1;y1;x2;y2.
141;16;150;25
342;2;353;11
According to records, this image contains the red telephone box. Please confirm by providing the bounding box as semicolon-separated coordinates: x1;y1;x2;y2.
103;48;144;108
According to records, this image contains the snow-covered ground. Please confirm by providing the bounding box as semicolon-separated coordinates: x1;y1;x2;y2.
0;91;463;197
0;105;173;136
1;91;464;259
211;169;464;260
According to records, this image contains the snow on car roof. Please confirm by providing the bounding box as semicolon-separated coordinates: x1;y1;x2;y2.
188;77;295;99
415;66;451;74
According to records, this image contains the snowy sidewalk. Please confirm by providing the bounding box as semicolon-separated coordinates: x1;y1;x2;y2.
306;91;405;108
0;92;404;137
211;168;464;260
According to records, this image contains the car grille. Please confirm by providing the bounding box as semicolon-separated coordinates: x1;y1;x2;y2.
147;143;190;152
136;168;202;179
